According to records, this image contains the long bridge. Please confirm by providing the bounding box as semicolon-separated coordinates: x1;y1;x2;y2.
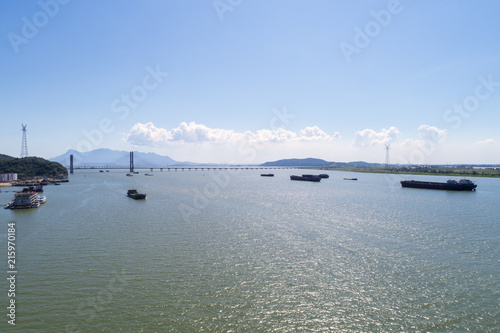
72;166;290;171
68;152;291;173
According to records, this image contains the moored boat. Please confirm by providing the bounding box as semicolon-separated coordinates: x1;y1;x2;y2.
401;179;477;191
38;195;46;204
261;174;274;177
4;187;41;209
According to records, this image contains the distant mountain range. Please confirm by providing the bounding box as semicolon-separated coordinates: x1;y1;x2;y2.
50;149;183;167
49;149;384;168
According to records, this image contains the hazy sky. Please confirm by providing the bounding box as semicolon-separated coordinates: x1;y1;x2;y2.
1;0;500;164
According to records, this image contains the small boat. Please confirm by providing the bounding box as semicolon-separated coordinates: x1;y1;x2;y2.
133;171;139;174
126;174;133;177
127;189;146;200
261;174;274;177
290;175;321;182
99;170;104;172
145;173;154;176
343;178;358;180
38;195;46;204
36;185;44;192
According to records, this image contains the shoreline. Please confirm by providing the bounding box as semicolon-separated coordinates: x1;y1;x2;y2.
306;167;500;178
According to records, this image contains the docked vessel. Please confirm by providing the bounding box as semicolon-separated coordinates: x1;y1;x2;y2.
401;179;477;191
290;175;321;182
4;187;41;209
318;174;329;178
127;189;147;200
261;174;274;177
38;195;46;204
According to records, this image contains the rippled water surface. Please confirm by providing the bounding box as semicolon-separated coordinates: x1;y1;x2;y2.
1;169;499;332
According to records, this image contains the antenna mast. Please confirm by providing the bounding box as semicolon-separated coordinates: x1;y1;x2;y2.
21;123;29;158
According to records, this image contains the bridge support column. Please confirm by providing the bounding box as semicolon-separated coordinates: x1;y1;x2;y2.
130;151;134;173
70;154;74;174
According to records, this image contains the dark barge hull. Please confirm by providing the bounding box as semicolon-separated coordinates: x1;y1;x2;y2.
401;180;477;191
290;175;321;182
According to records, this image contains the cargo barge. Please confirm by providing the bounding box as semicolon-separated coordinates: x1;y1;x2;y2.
401;179;477;191
290;175;321;182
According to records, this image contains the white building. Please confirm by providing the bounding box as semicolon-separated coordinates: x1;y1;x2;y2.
0;173;18;181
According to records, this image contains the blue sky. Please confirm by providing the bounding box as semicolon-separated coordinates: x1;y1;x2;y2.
1;0;500;164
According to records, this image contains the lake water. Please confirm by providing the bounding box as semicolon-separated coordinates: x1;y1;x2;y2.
1;169;499;332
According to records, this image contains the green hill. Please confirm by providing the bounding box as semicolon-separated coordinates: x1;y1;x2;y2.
0;155;68;179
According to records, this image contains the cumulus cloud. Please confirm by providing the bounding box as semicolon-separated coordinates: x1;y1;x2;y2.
169;122;236;142
300;125;341;140
417;125;447;142
403;125;448;146
127;122;340;146
127;122;171;146
353;127;400;147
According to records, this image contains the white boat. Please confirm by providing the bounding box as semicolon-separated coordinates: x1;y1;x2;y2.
38;195;46;204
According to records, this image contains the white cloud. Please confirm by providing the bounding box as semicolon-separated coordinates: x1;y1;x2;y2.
169;122;236;142
126;122;171;146
475;138;498;145
417;125;447;142
300;125;341;140
402;125;448;147
353;127;400;147
127;122;340;146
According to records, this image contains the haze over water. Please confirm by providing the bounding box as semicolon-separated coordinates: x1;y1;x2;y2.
2;169;499;332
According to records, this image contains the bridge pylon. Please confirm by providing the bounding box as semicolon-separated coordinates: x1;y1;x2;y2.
130;151;134;173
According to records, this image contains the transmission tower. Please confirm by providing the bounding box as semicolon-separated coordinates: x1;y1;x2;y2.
385;144;391;169
20;124;29;158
